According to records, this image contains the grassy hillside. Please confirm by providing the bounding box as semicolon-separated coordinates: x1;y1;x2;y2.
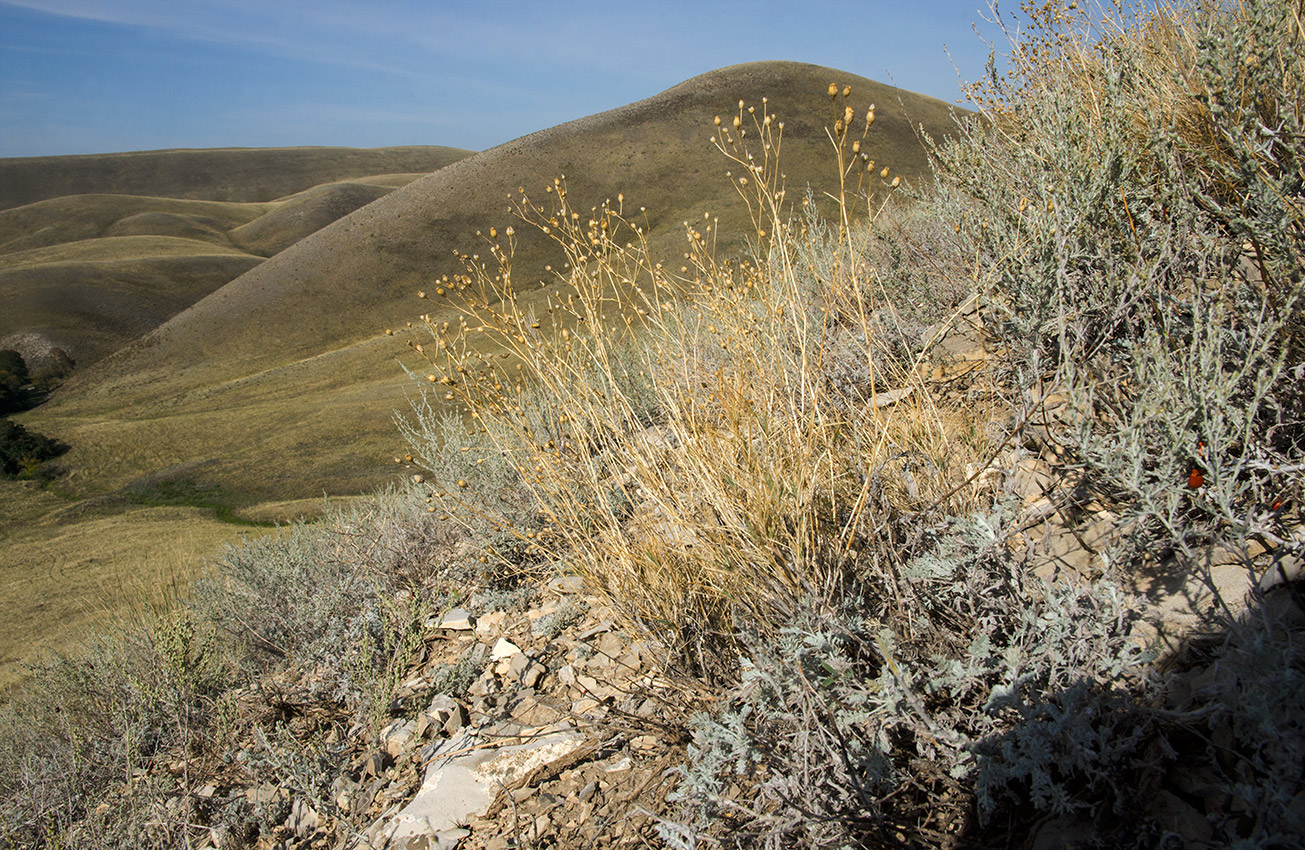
0;237;264;367
2;2;1301;847
26;62;961;511
0;480;259;690
0;150;476;679
0;145;472;211
0;163;474;370
228;180;396;256
0;194;269;254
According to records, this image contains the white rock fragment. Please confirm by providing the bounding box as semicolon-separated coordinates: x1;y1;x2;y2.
440;608;475;630
491;638;521;660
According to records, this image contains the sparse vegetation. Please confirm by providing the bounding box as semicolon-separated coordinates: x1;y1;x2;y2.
0;484;471;848
1;2;1303;847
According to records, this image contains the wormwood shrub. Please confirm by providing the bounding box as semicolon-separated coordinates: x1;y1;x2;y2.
195;484;458;717
0;605;234;848
0;484;474;847
931;0;1305;565
659;505;1155;849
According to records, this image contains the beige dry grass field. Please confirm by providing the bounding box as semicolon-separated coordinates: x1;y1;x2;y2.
0;480;264;689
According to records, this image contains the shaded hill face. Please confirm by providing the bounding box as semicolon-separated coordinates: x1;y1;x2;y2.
0;146;472;211
229;181;396;256
0;152;473;369
0;236;264;368
28;62;965;510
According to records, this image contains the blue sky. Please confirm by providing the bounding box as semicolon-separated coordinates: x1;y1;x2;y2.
0;1;1014;157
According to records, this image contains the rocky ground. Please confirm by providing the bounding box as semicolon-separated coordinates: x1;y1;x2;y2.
186;574;695;850
178;508;1301;849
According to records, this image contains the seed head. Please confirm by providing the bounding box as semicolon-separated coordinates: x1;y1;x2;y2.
842;85;851;98
880;166;890;179
828;83;838;98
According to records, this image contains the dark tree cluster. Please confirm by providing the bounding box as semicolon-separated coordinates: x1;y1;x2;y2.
0;350;29;415
0;349;71;477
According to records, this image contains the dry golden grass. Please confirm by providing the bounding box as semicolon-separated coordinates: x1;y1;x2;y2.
23;63;961;509
0;480;260;690
403;91;990;679
3;64;963;677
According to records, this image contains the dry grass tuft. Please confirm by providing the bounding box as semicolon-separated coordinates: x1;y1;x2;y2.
402;94;987;681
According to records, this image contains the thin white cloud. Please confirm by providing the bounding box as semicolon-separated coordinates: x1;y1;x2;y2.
0;0;442;78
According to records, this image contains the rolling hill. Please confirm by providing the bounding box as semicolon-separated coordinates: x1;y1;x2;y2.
0;150;473;370
0;145;472;211
20;61;966;512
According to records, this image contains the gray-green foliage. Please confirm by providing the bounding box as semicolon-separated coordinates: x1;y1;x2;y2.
398;328;665;552
0;484;467;848
0;607;232;849
661;506;1152;849
929;0;1304;563
397;390;538;542
1199;608;1305;845
196;485;454;709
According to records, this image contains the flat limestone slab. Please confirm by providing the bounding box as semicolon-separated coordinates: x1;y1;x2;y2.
374;727;583;848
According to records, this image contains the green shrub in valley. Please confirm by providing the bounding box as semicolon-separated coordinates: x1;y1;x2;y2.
0;349;28;413
0;418;67;478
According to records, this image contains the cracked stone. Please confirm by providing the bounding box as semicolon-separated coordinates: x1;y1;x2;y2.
440;609;475;631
